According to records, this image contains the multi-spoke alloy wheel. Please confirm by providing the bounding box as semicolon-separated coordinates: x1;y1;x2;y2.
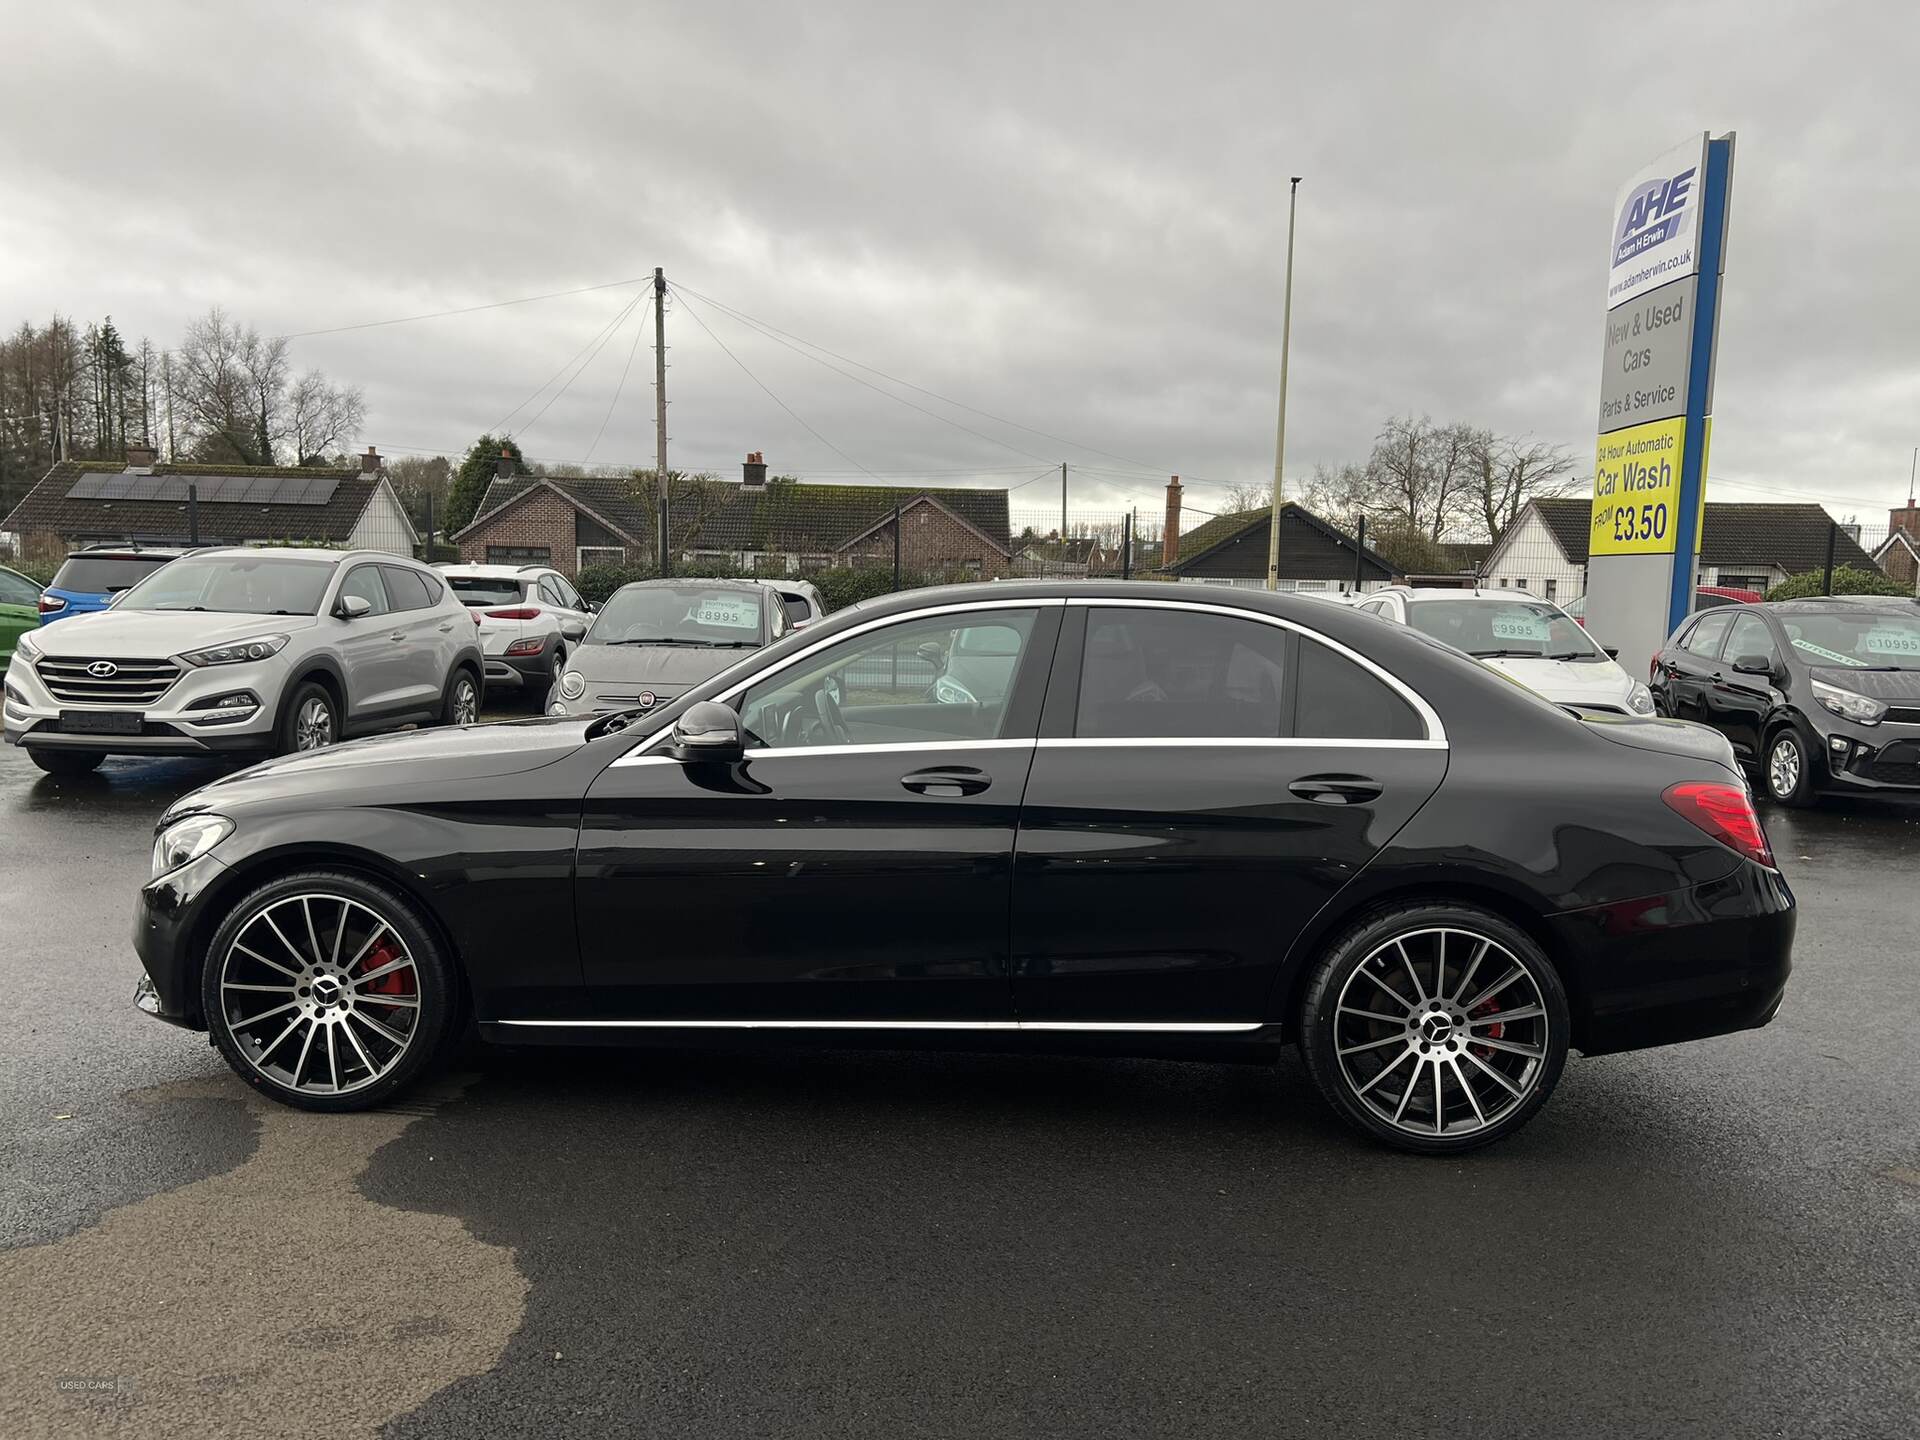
1301;906;1569;1154
202;872;452;1111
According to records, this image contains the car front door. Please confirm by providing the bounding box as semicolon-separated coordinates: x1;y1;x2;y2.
332;564;404;719
1714;611;1783;762
1009;601;1447;1024
572;601;1062;1023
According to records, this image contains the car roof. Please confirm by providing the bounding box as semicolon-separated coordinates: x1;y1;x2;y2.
63;544;197;559
1390;586;1565;605
1768;596;1920;614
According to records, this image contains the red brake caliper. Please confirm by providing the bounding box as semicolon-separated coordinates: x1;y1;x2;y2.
356;941;413;1000
1469;997;1502;1059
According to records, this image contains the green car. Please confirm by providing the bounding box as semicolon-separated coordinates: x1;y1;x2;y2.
0;564;41;668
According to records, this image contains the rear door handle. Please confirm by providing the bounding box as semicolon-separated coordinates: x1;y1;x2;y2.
1289;774;1382;805
900;766;990;797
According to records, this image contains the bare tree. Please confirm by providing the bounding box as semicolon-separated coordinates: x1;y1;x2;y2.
241;331;290;463
174;308;255;462
286;369;364;464
1224;479;1272;514
1466;433;1578;539
1368;415;1480;541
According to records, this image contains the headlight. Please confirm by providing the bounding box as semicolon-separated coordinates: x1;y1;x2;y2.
1628;682;1655;715
15;628;40;658
1811;678;1886;726
934;675;978;705
180;634;290;667
558;670;587;700
150;813;233;878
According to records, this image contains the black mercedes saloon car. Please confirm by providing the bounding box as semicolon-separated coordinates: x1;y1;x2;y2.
132;582;1794;1153
1651;596;1920;805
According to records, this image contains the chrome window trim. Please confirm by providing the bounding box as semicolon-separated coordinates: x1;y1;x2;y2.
744;739;1033;760
499;1018;1265;1034
1065;595;1447;745
612;596;1064;767
1035;736;1446;751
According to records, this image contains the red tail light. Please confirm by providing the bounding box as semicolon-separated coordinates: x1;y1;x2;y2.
486;607;541;620
38;594;66;613
1663;781;1775;868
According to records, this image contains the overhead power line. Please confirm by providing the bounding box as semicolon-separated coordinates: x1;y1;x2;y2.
275;275;654;341
492;286;649;437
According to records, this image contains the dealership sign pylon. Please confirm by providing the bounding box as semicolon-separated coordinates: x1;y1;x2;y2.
1582;132;1735;676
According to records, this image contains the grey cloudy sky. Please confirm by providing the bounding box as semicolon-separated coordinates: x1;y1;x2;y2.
3;0;1915;524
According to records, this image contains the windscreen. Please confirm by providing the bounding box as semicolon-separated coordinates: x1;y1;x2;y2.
116;555;335;616
48;555;173;594
1779;610;1920;669
1405;598;1603;662
586;585;766;648
447;575;529;606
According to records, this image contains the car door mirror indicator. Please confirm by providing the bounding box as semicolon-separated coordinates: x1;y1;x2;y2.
668;700;746;763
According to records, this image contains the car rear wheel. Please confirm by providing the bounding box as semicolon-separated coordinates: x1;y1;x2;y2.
543;644;565;709
28;749;103;776
1299;903;1569;1155
1765;727;1816;807
200;870;455;1111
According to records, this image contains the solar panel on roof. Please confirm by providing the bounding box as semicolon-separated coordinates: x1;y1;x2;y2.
64;470;344;506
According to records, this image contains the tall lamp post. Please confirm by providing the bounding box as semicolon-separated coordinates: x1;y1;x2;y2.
1265;176;1302;591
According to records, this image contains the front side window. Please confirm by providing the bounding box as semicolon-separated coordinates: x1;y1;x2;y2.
588;584;767;648
741;608;1039;749
0;568;39;606
1724;613;1779;668
337;565;391;617
1404;598;1601;662
116;555;336;616
1077;608;1289;739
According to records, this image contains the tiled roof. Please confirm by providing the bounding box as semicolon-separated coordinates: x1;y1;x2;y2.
2;459;384;545
1429;541;1493;572
458;474;1013;553
1166;503;1399;577
1526;497;1878;572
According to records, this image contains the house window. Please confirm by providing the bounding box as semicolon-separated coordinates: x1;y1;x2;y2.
1516;577;1529;590
486;544;550;565
1545;578;1557;601
577;546;624;572
1716;572;1770;593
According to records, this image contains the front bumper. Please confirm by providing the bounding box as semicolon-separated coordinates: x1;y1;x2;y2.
4;651;283;754
549;685;679;719
132;848;232;1029
1810;722;1920;796
1552;862;1795;1056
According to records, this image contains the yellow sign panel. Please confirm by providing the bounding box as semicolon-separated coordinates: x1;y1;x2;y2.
1590;416;1704;556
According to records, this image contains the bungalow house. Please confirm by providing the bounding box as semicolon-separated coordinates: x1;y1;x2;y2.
453;453;1013;579
1479;496;1881;603
1156;479;1400;594
0;446;418;561
1010;534;1116;577
1870;501;1920;591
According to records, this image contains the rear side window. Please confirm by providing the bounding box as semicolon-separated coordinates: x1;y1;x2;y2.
49;555;170;593
381;566;433;612
1077;608;1289;739
1295;639;1425;741
781;594;812;624
1684;611;1733;658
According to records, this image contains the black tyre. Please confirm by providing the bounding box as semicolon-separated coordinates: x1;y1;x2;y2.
276;679;339;756
28;749;103;776
542;644;566;710
1763;724;1817;807
441;667;480;727
200;869;457;1112
1299;903;1570;1155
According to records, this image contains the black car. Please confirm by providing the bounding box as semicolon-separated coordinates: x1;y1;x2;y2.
1651;596;1920;806
133;583;1793;1154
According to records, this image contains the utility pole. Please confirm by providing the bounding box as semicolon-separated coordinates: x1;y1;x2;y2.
1061;462;1068;538
653;267;670;575
1265;176;1302;592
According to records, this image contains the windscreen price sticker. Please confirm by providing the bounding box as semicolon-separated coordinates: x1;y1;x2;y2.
1590;415;1699;557
688;597;759;630
1491;611;1551;642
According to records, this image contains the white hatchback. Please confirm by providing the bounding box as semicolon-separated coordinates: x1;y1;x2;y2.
439;564;595;705
1358;587;1656;716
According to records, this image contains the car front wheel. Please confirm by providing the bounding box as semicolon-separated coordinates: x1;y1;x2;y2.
201;870;455;1111
1765;727;1816;807
278;681;338;755
442;669;479;727
1299;904;1570;1155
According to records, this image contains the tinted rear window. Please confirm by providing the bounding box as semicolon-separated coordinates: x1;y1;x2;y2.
448;575;528;605
49;556;172;593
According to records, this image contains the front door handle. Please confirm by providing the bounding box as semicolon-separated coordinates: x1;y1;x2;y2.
388;630;406;643
1289;773;1382;805
900;766;990;797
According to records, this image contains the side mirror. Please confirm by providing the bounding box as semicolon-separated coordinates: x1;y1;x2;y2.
668;700;745;763
1603;646;1620;660
335;594;372;621
588;601;602;614
1731;653;1774;677
915;641;947;673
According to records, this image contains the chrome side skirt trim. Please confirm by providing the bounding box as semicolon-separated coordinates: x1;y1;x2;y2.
497;1018;1266;1034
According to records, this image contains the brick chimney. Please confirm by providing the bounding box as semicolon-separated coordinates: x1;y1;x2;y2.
742;451;768;488
1162;476;1183;568
1892;502;1920;540
360;445;380;475
124;444;157;472
496;448;516;479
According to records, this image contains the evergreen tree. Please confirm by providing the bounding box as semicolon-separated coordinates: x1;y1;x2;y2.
445;434;525;534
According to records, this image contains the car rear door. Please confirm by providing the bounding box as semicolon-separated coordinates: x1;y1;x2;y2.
1009;600;1447;1025
1667;610;1733;724
1713;611;1783;761
540;574;592;645
379;565;451;709
573;601;1063;1023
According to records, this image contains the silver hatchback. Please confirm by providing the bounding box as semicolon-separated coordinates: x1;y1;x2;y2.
2;548;484;776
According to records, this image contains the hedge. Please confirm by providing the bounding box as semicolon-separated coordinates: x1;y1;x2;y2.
1765;567;1911;602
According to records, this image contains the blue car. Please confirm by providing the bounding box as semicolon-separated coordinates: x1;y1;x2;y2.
38;545;194;623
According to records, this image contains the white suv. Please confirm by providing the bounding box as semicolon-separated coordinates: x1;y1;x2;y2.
439;565;595;704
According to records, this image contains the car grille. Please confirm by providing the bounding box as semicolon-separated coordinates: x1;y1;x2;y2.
35;656;182;707
1884;706;1920;725
1867;739;1920;787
